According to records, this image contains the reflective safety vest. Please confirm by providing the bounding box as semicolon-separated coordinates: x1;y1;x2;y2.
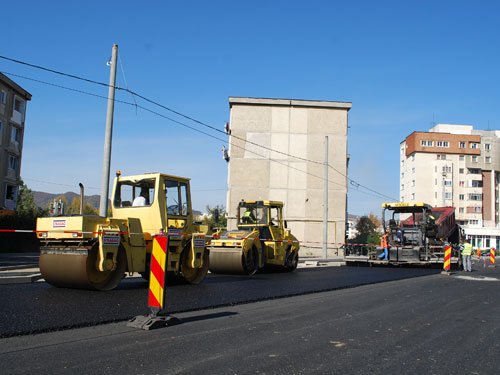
462;242;473;256
380;234;389;248
243;210;255;222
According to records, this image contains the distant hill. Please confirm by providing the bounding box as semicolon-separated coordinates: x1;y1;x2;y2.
33;191;101;210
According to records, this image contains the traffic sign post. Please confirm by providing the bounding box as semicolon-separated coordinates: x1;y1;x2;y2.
127;235;181;330
441;245;452;275
490;248;496;268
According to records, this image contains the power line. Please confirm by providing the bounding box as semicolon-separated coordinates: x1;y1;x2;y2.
1;58;395;201
328;164;397;201
0;54;322;165
3;70;386;199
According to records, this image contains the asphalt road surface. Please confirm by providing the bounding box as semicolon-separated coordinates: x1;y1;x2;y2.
0;268;500;375
1;265;499;374
0;266;441;337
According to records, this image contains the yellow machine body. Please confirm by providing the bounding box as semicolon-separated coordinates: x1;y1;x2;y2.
208;200;299;274
37;172;209;290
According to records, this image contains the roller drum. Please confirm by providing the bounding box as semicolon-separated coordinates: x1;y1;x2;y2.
39;245;126;291
208;247;246;274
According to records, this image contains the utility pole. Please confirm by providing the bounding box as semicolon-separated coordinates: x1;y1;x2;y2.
99;44;118;217
323;136;328;259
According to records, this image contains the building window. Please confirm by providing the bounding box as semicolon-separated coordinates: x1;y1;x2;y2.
471;180;482;188
435;192;437;198
13;97;25;114
400;147;404;155
468;193;482;201
459;194;465;200
459;168;464;174
435;179;437;185
459;155;464;161
459;181;464;187
401;184;404;191
442;165;452;173
8;155;18;171
0;90;6;104
459;207;464;213
485;144;491;150
469;219;479;225
401;172;404;179
411;193;415;200
485;156;491;163
471;156;477;163
437;154;447;160
468;168;481;174
445;192;452;199
0;121;3;144
470;142;479;149
459;142;466;148
411;180;415;187
412;167;415;174
410;154;415;161
421;140;434;147
437;141;449;148
5;184;17;201
444;180;452;186
401;160;404;167
11;126;21;145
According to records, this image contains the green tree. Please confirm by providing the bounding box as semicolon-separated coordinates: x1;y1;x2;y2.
66;197;99;215
203;204;227;228
15;180;39;217
351;216;377;245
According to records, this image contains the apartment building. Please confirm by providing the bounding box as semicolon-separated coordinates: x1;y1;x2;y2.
400;124;500;251
0;73;32;210
226;97;351;256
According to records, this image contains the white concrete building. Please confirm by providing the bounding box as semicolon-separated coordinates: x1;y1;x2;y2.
226;97;351;256
400;124;500;251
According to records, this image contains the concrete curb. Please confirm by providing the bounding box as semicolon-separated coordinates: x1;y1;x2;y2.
0;271;43;284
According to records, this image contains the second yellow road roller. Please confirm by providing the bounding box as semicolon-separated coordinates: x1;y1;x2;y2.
208;200;300;274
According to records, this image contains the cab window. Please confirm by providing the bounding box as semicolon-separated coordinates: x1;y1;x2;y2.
165;179;180;216
114;178;155;208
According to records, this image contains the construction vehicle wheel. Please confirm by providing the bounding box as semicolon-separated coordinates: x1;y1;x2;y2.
243;247;258;275
180;250;209;284
285;249;298;272
140;253;151;281
40;245;127;291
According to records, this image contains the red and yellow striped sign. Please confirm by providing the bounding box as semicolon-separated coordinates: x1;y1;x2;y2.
148;235;168;309
491;248;496;265
443;246;451;271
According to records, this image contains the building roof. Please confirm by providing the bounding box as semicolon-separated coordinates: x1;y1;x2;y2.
0;73;32;100
229;97;352;110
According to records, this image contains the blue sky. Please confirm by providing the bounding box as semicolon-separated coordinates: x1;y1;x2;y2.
1;0;499;215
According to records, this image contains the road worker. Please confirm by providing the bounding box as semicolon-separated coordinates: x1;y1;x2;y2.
461;238;473;272
378;233;390;260
242;208;256;224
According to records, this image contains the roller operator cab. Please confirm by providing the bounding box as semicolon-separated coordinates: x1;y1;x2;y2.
208;200;299;274
37;172;209;291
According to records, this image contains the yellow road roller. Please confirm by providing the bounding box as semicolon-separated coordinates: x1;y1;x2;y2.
36;172;209;290
209;200;299;274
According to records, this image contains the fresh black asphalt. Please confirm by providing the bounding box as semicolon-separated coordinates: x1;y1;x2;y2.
0;266;442;337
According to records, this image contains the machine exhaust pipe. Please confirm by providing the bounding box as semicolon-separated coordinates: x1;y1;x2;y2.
79;183;84;215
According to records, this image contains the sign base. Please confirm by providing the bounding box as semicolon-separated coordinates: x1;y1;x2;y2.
127;314;182;330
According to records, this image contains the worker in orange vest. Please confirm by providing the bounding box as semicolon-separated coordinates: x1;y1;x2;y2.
378;233;390;260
